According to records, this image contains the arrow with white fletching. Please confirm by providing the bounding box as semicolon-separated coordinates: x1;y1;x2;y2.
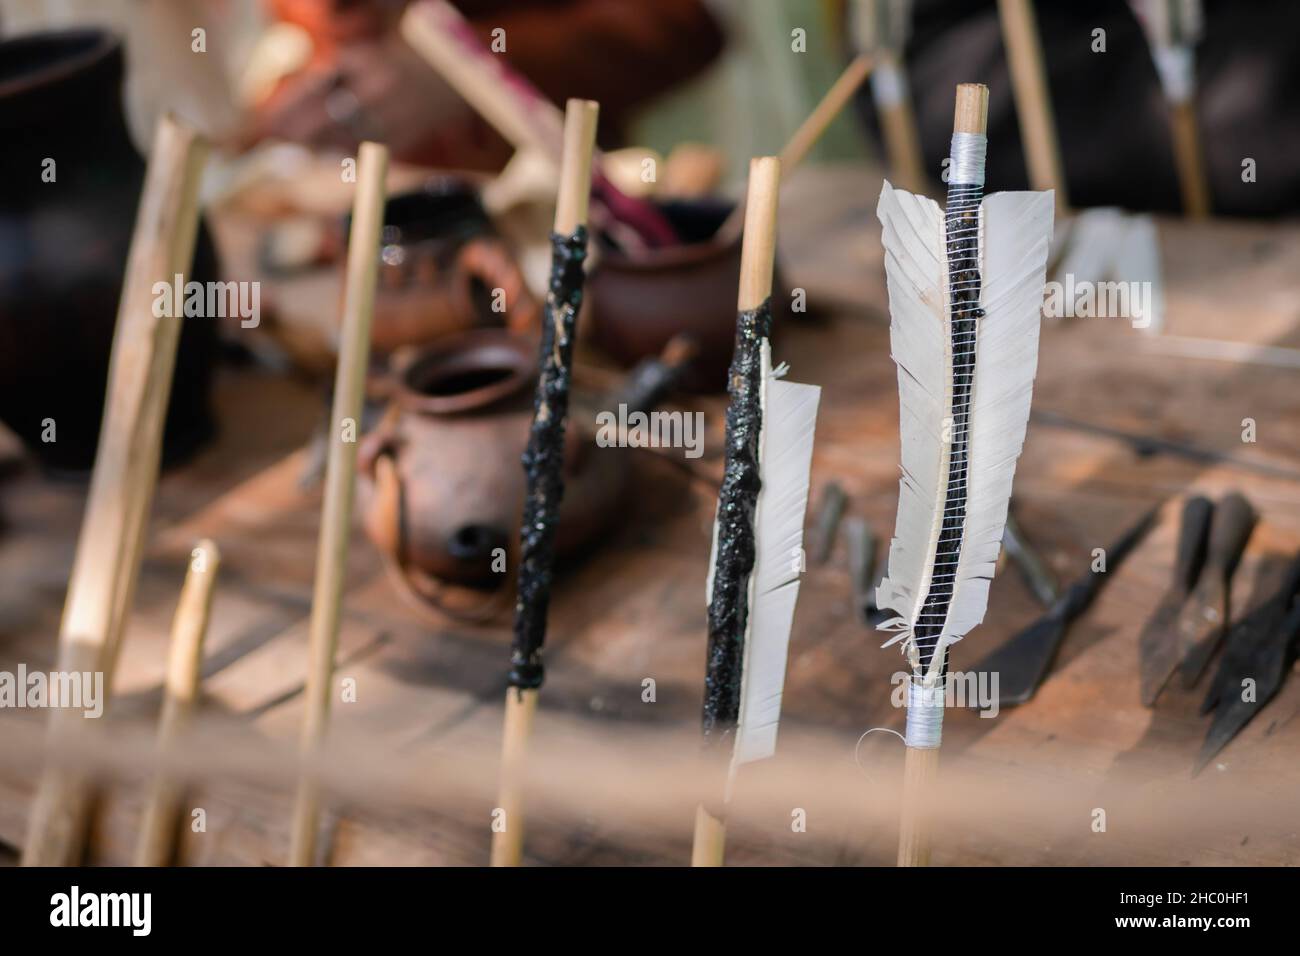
692;158;821;866
874;83;1054;865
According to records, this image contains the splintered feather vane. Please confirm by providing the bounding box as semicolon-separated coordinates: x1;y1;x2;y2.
875;134;1054;684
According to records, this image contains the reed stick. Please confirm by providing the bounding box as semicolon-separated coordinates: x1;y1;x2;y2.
554;100;599;234
489;99;598;868
1169;99;1210;218
690;804;727;867
780;54;873;173
689;156;781;868
872;51;928;195
288;140;389;867
135;540;221;866
22;114;208;867
1141;1;1210;218
719;57;871;242
896;745;938;866
735;157;782;312
489;685;538;867
895;84;988;869
400;0;551;155
997;0;1069;216
401;1;673;249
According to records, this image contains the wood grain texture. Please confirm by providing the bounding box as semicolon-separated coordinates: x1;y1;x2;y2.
953;83;989;136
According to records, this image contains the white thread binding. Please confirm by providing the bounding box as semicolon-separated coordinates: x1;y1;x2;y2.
948;132;986;187
871;59;905;109
1152;45;1194;104
904;679;945;749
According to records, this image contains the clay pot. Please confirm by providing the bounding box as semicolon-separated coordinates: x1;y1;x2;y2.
0;29;217;472
348;181;540;353
357;329;626;612
586;198;791;392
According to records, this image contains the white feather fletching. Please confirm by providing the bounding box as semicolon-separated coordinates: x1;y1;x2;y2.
731;344;821;771
875;181;1054;674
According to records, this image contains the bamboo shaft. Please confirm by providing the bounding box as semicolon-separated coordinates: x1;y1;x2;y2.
781;54;872;172
997;0;1068;214
690;803;727;867
1169;99;1210;218
953;82;989;136
400;0;549;154
19;645;99;868
553;99;599;234
874;53;927;195
685;156;781;867
736;157;782;311
489;687;539;866
897;745;939;866
890;86;984;870
134;541;221;866
488;99;597;868
720;56;870;241
288;140;389;868
22;114;208;867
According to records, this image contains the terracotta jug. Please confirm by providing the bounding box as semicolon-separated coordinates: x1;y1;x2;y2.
357;329;627;615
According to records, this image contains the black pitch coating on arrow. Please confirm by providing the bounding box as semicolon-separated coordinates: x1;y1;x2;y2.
702;299;771;749
508;227;588;689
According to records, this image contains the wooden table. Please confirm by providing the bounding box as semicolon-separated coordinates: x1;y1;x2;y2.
2;165;1298;866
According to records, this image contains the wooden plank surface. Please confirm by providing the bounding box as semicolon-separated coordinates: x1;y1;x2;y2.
1;165;1298;866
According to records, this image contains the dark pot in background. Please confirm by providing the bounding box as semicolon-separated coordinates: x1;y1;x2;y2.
0;29;217;473
357;329;626;600
348;180;540;353
586;198;792;392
